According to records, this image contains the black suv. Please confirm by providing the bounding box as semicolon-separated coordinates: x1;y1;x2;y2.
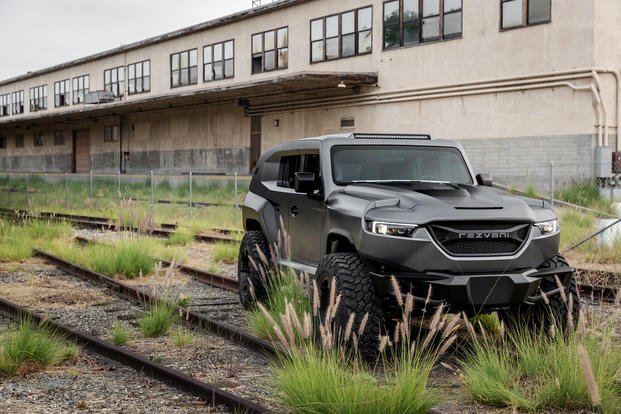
238;133;579;354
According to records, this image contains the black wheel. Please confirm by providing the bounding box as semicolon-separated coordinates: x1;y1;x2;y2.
499;254;580;333
314;253;385;359
237;230;271;309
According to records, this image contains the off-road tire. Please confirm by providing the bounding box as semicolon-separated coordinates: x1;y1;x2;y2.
499;254;580;333
314;253;384;359
237;231;271;309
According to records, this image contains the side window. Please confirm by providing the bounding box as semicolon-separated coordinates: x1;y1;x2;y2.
277;155;301;188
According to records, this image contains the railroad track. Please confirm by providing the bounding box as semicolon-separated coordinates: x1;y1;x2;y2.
0;207;235;243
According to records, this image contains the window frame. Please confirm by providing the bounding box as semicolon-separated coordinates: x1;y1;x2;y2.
203;39;235;82
33;132;44;147
382;0;463;50
54;79;70;108
0;94;9;117
127;60;151;95
72;75;90;104
29;84;48;112
11;91;24;115
310;6;373;64
53;131;65;146
104;66;125;98
104;125;119;143
251;27;289;74
500;0;551;31
170;49;198;88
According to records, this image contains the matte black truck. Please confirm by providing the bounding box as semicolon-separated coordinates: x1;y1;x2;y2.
238;133;579;354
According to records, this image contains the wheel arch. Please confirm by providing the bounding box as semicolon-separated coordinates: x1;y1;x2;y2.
326;230;357;254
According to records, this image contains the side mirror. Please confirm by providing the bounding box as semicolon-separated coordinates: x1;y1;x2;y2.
476;173;492;187
294;172;317;194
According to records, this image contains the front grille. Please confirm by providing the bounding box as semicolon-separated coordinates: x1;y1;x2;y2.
428;222;531;257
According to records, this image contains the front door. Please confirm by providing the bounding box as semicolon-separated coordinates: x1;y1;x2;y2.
73;129;90;173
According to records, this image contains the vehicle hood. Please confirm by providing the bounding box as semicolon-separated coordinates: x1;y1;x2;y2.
329;182;554;224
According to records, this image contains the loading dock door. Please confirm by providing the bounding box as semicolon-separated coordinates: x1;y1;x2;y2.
73;129;90;173
250;116;261;173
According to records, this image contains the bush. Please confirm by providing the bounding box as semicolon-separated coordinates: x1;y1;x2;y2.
139;301;177;337
0;319;78;376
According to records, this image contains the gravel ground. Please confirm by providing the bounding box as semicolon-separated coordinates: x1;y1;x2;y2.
0;315;226;414
0;262;281;411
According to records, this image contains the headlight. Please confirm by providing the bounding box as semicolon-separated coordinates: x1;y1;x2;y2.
366;221;418;238
535;219;559;235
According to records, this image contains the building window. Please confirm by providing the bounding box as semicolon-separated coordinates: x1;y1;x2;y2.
11;91;24;115
501;0;551;29
15;135;24;148
0;137;6;149
29;85;48;112
54;79;70;107
311;7;373;63
170;49;197;88
383;0;462;49
252;27;288;74
128;60;150;95
104;125;119;142
54;131;65;146
204;40;234;82
0;94;9;117
72;75;90;104
33;132;44;147
104;66;124;97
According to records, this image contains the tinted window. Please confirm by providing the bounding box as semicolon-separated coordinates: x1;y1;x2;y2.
331;145;472;185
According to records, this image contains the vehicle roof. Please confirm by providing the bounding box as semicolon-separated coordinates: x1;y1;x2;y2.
286;133;464;149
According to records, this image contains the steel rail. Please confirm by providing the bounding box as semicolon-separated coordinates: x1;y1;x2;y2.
0;296;271;414
33;250;275;355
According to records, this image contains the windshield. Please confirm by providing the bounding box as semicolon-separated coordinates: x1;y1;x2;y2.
331;145;473;185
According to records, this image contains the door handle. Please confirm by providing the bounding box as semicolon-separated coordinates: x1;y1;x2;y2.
290;206;299;217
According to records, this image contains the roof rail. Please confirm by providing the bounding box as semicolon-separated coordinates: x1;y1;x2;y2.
352;133;431;140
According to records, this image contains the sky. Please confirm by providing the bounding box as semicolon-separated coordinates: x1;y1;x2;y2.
0;0;261;81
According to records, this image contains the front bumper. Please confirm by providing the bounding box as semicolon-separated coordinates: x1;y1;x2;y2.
371;263;573;313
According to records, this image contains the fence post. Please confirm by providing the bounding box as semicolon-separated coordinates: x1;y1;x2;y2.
44;173;48;207
150;170;154;208
64;173;69;206
234;172;238;222
189;171;193;220
549;161;555;208
89;170;93;200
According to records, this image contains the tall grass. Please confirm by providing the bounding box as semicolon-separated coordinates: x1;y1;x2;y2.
110;324;130;346
90;241;155;279
556;182;616;215
460;323;621;412
139;301;178;337
0;219;72;262
0;318;78;376
212;242;241;264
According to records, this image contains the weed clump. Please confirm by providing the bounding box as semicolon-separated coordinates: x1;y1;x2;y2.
110;324;130;346
139;301;177;337
0;319;78;376
212;242;240;264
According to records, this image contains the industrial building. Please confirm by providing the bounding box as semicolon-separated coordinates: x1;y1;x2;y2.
0;0;619;189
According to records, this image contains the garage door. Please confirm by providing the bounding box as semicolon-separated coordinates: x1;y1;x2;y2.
74;129;90;173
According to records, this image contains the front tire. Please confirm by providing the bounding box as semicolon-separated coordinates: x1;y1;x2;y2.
314;253;385;359
237;231;271;309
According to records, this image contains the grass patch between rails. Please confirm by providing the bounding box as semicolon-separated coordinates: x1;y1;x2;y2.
0;219;72;262
212;241;240;264
0;318;78;376
460;326;621;412
171;329;195;347
110;324;130;346
165;231;195;246
139;301;178;337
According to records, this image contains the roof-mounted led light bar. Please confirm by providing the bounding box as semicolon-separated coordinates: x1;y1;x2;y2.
352;133;431;140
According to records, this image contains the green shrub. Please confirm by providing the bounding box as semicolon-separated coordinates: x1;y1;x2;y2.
460;328;621;412
0;319;78;376
110;324;130;346
139;302;177;337
212;242;240;264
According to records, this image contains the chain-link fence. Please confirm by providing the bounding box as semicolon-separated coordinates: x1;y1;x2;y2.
496;161;621;291
0;172;250;230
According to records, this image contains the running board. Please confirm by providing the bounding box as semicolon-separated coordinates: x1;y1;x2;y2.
277;259;317;276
